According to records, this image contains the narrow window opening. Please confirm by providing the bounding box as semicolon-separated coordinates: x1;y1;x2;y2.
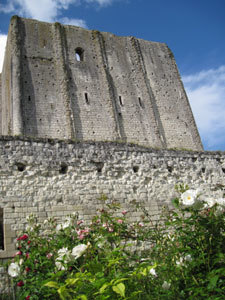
16;162;26;172
96;162;104;174
75;48;84;62
28;96;31;101
138;97;143;108
167;166;173;173
133;166;139;173
0;208;4;250
119;96;123;106
42;39;46;48
85;93;89;104
59;163;68;174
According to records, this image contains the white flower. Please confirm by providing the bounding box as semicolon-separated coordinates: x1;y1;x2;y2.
57;247;69;257
62;218;72;229
203;198;216;209
215;205;224;216
149;268;157;277
8;262;20;277
55;261;66;271
56;224;63;231
184;254;192;262
25;225;33;231
181;190;198;206
162;281;171;290
19;259;23;265
176;257;184;266
216;198;225;207
72;244;88;259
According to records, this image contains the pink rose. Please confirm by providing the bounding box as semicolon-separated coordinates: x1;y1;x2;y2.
77;220;84;225
117;219;123;224
46;253;53;259
122;210;128;215
78;234;85;240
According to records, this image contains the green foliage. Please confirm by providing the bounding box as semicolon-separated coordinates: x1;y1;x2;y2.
5;191;225;300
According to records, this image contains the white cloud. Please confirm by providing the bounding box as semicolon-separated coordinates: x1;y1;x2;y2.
0;0;77;22
0;0;116;23
182;66;225;150
86;0;114;6
60;17;88;28
0;34;7;72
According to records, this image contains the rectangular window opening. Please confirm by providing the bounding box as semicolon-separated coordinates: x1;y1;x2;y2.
85;92;89;104
0;208;4;250
138;97;143;108
119;96;123;106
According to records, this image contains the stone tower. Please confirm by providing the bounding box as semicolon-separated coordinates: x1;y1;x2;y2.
0;16;203;150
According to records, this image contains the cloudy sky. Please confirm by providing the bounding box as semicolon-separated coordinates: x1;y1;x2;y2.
0;0;224;150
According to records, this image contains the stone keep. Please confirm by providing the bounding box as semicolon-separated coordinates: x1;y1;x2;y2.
2;17;223;262
0;16;202;150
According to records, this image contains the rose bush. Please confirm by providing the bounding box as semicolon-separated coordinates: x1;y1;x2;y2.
4;188;225;299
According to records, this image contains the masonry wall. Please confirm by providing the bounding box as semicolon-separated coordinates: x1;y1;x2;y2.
0;137;224;258
1;16;203;150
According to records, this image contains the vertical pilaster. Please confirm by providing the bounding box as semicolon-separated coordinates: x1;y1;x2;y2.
91;31;124;141
129;37;166;148
10;16;24;135
52;22;75;139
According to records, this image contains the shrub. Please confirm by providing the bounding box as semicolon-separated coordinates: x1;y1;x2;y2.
5;188;225;299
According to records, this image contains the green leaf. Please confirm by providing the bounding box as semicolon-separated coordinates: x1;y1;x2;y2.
172;198;180;208
99;283;110;294
57;286;71;300
44;281;59;289
76;295;88;300
112;283;125;298
208;275;219;289
65;278;80;286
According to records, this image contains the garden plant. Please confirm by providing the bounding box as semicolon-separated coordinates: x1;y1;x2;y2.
5;186;225;299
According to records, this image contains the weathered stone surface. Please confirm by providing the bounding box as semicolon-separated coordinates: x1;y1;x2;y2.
0;16;202;150
0;137;224;258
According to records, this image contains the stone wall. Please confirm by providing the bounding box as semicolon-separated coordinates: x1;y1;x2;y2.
0;16;203;150
0;136;224;258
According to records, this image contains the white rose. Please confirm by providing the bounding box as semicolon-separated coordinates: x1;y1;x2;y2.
149;268;157;277
176;257;184;266
216;198;225;207
62;218;72;229
55;261;66;271
184;254;192;262
57;247;69;257
204;198;216;208
72;244;88;259
181;190;198;206
56;224;63;231
8;262;20;277
215;205;224;216
162;281;171;290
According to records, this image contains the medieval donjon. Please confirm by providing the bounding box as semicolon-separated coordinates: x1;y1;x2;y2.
0;16;224;260
0;16;202;150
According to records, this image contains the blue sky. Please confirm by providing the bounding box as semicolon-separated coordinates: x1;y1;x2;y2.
0;0;224;150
